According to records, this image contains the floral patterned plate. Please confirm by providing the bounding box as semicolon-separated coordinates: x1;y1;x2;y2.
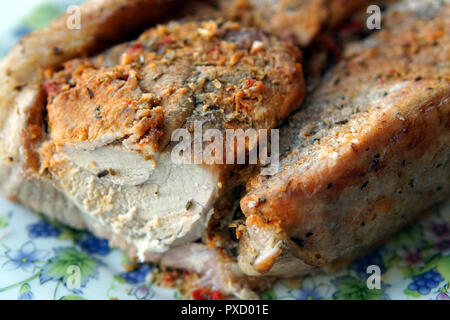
0;0;449;300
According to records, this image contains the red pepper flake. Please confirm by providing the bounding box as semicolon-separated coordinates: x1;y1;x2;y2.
161;272;175;283
207;47;217;55
244;78;256;89
211;290;223;300
44;82;57;95
192;288;223;300
162;36;174;46
127;43;143;56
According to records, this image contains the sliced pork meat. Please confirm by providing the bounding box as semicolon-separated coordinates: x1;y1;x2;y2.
176;0;393;47
239;0;450;277
2;0;447;299
0;6;305;266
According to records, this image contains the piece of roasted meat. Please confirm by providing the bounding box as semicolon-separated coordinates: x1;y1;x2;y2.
239;0;450;277
0;0;305;298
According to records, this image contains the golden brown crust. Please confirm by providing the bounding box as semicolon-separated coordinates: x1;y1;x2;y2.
0;0;179;128
45;59;166;152
240;4;450;275
43;20;305;154
0;0;181;181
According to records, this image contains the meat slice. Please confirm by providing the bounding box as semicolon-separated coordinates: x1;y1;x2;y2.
239;0;450;277
218;0;329;46
0;0;179;127
0;0;181;212
176;0;391;47
0;14;305;263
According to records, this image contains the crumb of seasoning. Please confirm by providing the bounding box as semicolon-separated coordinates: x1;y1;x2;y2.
414;76;422;81
212;79;222;89
395;112;406;121
258;198;266;204
185;200;192;210
250;40;265;54
247;200;257;208
97;170;109;178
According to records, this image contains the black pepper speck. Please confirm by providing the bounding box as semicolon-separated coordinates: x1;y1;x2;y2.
360;181;369;190
97;170;109;178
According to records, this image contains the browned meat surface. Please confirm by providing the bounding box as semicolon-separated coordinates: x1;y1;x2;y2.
0;1;305;297
0;0;179;129
176;0;391;47
1;0;448;299
239;0;450;277
0;0;307;298
43;20;304;155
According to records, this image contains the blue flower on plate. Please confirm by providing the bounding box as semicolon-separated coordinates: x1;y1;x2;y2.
119;264;153;284
27;220;62;238
294;279;324;300
2;241;48;272
77;235;110;255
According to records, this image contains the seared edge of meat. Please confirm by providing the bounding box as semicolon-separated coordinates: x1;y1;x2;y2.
239;1;450;276
0;0;306;297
